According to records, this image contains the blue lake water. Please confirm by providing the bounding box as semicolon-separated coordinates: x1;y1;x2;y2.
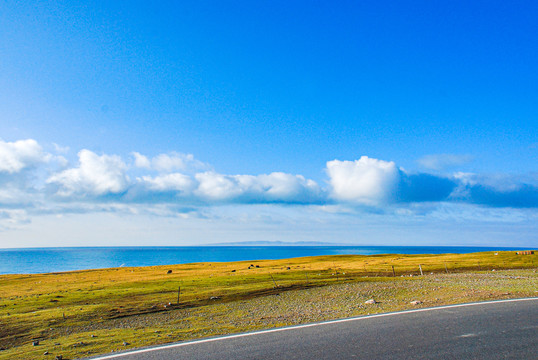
0;246;530;275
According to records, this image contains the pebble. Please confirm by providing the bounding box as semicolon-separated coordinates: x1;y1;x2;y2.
364;299;377;305
410;300;423;305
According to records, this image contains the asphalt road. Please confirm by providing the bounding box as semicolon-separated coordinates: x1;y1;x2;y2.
90;298;538;360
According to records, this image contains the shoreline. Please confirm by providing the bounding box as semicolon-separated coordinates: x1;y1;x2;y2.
1;246;535;276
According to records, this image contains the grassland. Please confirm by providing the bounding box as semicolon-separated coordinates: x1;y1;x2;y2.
0;250;536;359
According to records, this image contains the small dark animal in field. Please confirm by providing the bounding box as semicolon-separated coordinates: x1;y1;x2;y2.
256;265;260;268
167;270;172;274
231;269;236;272
286;267;291;270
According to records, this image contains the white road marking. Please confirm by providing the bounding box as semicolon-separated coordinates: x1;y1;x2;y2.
89;297;537;359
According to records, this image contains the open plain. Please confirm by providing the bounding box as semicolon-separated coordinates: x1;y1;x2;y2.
1;251;536;359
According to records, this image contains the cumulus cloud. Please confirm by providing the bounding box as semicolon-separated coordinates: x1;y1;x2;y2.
138;173;195;193
132;152;151;168
195;172;244;200
194;172;322;204
47;150;129;196
417;154;473;170
0;139;50;173
2;138;538;235
326;157;400;205
132;151;209;172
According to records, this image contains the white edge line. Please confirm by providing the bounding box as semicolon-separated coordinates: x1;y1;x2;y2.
89;297;537;359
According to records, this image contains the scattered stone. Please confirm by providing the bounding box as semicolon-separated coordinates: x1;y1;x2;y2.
167;270;172;274
210;296;221;300
123;341;130;346
43;351;49;355
364;299;377;305
286;267;291;270
54;343;61;346
492;269;496;272
32;341;40;346
55;356;63;360
255;265;260;268
410;300;423;305
91;334;96;338
231;270;236;272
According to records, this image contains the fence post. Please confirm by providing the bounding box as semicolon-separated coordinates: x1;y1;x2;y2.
270;274;278;288
392;265;395;277
419;264;424;276
177;286;181;305
444;263;449;274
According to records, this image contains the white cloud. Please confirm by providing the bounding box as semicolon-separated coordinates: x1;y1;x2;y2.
195;172;244;200
254;172;320;200
417;154;473;170
194;171;321;203
0;139;50;173
138;173;195;193
132;152;151;168
326;156;400;206
47;149;129;196
132;151;209;172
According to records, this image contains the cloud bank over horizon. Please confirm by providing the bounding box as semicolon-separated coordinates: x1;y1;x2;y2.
1;138;538;238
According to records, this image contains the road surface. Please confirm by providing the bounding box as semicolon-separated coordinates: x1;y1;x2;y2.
89;298;538;360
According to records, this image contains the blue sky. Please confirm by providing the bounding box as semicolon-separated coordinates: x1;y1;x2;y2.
0;1;537;247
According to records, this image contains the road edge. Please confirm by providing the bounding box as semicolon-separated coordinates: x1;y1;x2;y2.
87;297;538;359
